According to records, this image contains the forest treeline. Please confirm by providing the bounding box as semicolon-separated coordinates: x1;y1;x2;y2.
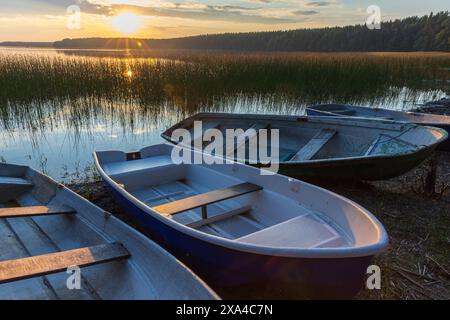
49;11;450;52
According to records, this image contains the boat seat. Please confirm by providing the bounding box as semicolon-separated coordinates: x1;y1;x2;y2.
102;155;174;178
151;183;262;220
289;129;337;161
0;205;76;218
227;123;269;156
237;214;345;248
0;243;129;284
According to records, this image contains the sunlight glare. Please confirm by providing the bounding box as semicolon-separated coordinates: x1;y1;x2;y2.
112;12;143;34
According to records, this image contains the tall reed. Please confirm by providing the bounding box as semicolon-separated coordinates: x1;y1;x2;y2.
0;51;448;133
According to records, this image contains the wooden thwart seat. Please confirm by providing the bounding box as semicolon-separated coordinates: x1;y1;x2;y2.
151;183;262;219
290;129;337;161
0;205;76;218
0;243;129;284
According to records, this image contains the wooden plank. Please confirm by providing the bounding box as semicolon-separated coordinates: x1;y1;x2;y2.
0;205;76;218
226;123;268;156
0;243;129;284
152;183;262;216
0;205;76;219
290;129;337;161
186;206;252;229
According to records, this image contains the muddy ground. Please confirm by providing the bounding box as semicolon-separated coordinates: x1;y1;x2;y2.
70;152;450;300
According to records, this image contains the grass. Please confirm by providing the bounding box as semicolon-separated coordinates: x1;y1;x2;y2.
320;153;450;300
2;52;449;102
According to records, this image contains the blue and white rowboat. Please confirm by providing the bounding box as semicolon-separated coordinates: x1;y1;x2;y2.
94;143;389;299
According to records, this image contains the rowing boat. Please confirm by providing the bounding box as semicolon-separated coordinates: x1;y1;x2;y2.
307;104;450;151
94;143;388;298
0;163;218;300
161;113;447;180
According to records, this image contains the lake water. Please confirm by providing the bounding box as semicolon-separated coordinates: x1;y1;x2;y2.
0;48;448;180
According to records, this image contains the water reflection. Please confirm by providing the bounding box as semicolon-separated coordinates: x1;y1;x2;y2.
0;48;448;180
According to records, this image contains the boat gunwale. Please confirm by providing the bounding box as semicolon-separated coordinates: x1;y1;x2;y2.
93;144;389;259
308;104;450;124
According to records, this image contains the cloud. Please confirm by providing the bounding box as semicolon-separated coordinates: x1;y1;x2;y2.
292;10;319;16
2;0;320;29
77;2;301;24
306;1;335;7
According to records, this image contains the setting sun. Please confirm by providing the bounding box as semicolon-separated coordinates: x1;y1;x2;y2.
112;12;143;35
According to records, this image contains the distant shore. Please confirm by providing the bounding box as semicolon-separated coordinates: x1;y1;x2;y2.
0;42;53;48
1;11;449;52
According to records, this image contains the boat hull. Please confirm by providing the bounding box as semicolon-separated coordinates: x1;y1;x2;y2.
307;108;450;152
105;182;374;299
270;145;437;181
162;112;447;181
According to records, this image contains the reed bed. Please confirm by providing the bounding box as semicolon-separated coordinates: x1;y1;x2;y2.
0;51;449;133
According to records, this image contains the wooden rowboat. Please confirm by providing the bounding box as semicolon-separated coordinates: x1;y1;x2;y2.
307;104;450;151
0;163;218;300
161;113;447;181
94;144;388;299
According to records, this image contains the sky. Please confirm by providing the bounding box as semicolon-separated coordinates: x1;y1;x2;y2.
0;0;448;41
